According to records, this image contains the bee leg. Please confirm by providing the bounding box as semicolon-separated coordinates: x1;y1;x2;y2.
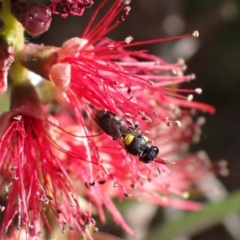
146;138;154;145
125;118;135;128
134;122;139;130
124;118;139;129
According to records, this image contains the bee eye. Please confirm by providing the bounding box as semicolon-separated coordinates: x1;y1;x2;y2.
139;146;159;163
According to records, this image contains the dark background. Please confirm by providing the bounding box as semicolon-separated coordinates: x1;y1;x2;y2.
32;1;240;239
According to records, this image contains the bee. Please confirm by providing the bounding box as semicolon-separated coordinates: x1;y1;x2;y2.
94;109;159;164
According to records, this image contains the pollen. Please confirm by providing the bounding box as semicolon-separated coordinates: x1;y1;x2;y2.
195;88;202;94
0;206;5;212
124;0;131;6
125;35;134;44
192;30;200;38
182;192;190;199
187;94;194;101
178;58;185;65
175;120;182;127
13;115;22;121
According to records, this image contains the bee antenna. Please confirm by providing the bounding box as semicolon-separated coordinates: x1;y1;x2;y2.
124;118;135;128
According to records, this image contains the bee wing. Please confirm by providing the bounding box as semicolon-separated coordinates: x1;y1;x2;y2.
93;109;131;141
115;137;127;149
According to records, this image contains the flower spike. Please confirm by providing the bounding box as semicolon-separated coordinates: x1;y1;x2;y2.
1;0;221;238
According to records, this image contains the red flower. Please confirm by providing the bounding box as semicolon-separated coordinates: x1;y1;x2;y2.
0;83;96;239
13;0;219;238
50;107;214;236
46;0;214;119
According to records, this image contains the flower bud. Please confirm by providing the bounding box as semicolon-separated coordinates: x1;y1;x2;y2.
11;2;52;36
20;43;58;79
50;0;94;17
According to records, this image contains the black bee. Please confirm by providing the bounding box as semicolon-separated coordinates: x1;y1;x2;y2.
94;109;159;164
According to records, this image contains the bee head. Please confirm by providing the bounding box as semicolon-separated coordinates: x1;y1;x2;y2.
139;146;159;163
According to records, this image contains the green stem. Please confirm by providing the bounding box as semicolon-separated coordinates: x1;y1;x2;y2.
0;0;28;83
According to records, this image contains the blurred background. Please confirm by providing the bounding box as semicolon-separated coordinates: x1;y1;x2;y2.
28;0;240;239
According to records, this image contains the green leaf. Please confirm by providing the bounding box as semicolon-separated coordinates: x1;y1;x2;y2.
148;190;240;240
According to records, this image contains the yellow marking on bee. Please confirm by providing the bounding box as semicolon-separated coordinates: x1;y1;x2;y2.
124;134;134;146
143;136;149;143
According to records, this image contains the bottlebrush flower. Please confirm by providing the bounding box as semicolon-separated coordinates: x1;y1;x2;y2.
50;108;211;234
0;82;96;239
20;0;214;122
52;106;217;236
12;0;219;239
